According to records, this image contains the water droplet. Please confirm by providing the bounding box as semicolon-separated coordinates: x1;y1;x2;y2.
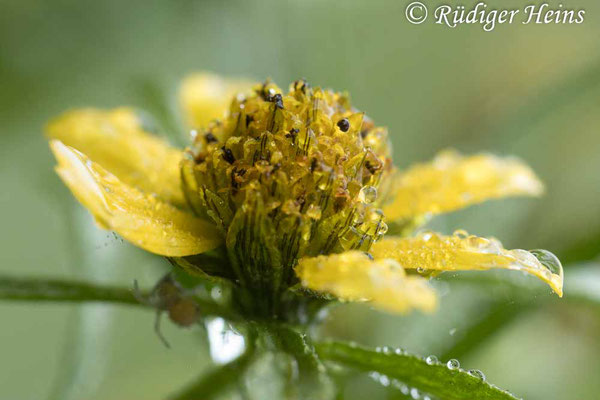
381;346;392;354
359;185;378;203
210;287;222;300
410;388;420;399
453;229;468;239
468;369;486;380
377;221;389;235
379;375;390;386
425;355;438;365
394;348;405;355
449;328;457;336
399;383;410;395
529;249;563;276
421;231;434;241
446;359;460;370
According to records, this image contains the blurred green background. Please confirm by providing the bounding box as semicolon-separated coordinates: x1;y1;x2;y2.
1;0;599;399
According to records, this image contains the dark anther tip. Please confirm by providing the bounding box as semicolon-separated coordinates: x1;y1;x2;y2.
205;133;218;143
271;93;284;109
337;118;350;132
221;146;235;164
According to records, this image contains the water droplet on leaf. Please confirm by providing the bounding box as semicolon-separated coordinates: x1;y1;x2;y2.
468;369;486;380
446;359;460;370
425;355;438;365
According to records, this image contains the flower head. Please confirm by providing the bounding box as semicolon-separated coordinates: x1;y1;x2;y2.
180;79;392;291
46;72;563;320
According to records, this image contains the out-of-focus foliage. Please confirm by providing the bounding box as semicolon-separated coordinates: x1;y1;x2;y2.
1;1;599;399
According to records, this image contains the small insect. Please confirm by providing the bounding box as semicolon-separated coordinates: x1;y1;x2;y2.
133;274;200;348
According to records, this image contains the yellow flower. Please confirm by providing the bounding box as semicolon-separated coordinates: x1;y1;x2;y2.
46;72;563;319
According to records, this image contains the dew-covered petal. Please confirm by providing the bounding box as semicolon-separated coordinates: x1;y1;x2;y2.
295;251;437;313
383;150;544;221
179;72;255;129
50;140;222;257
46;108;185;207
370;231;563;296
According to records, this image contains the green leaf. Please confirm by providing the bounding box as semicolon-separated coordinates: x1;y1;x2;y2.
315;341;520;400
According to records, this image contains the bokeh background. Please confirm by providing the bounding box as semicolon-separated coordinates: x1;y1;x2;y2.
1;0;599;399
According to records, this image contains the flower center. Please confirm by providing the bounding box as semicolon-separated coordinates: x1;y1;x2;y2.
181;79;392;292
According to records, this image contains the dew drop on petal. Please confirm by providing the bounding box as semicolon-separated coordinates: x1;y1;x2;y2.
529;249;563;276
453;229;468;239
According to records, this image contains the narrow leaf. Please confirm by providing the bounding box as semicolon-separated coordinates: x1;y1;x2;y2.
315;341;520;400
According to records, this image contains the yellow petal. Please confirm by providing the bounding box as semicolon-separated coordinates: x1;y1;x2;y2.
383;150;544;221
179;72;255;129
50;140;222;257
295;251;437;313
370;231;563;297
46;108;185;207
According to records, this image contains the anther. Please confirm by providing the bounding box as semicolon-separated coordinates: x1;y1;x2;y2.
337;118;350;132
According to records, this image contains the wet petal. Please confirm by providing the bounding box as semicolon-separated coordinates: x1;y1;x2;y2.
50;140;222;257
46;108;185;207
383;150;544;221
179;72;255;129
370;231;563;296
295;251;437;313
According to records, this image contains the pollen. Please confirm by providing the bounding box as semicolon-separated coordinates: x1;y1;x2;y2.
181;79;393;289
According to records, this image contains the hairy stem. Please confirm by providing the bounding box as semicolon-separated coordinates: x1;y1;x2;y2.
0;276;145;305
0;276;240;320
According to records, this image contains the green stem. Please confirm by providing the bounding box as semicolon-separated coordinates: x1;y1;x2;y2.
263;324;333;398
0;276;240;320
169;329;257;400
0;276;145;305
